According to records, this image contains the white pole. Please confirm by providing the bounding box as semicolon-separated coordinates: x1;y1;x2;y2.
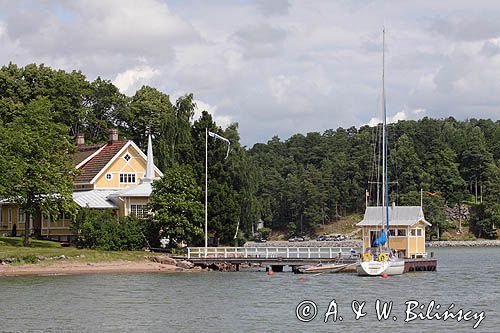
205;128;208;257
420;188;423;208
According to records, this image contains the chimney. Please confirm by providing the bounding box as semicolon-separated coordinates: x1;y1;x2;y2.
76;133;85;145
109;128;118;143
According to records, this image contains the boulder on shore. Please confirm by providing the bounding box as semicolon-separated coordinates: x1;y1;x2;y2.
146;255;177;266
176;260;195;269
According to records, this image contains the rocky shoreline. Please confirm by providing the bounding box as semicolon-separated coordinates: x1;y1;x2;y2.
426;240;500;247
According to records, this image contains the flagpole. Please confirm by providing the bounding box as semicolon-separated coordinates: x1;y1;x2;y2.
205;127;208;258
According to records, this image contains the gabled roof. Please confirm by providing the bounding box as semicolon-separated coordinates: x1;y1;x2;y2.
74;144;105;166
74;141;128;183
88;140;163;184
357;206;431;227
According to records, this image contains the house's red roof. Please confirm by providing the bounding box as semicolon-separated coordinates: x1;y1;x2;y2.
74;141;128;183
74;144;105;165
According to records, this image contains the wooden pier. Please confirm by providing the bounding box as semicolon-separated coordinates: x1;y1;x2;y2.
176;246;438;273
181;246;359;272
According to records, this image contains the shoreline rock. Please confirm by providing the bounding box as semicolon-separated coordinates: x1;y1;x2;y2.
426;240;500;247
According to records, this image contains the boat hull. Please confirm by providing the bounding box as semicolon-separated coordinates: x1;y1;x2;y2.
298;264;349;274
357;259;405;276
357;261;389;276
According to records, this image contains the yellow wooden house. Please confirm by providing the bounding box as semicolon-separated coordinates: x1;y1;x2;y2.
357;205;431;259
0;129;162;241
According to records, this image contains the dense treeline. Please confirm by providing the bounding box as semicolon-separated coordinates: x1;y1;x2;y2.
0;63;498;247
249;118;500;239
0;63;258;246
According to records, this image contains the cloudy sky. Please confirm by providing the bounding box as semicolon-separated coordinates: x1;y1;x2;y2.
1;0;499;146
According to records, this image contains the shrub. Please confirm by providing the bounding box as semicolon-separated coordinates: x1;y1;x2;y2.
72;209;147;250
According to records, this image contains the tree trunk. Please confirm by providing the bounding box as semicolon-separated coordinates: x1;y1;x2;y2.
23;211;30;246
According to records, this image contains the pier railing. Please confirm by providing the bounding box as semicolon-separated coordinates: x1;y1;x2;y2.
186;246;356;259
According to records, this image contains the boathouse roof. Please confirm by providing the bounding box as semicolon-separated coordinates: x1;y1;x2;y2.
357;206;431;227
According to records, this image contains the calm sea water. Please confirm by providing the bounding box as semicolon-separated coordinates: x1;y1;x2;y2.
1;247;499;332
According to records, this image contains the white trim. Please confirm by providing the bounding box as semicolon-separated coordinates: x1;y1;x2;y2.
89;141;163;184
89;141;132;184
105;173;113;181
129;141;163;177
119;173;137;184
129;203;148;218
123;153;132;162
75;144;107;169
8;207;12;227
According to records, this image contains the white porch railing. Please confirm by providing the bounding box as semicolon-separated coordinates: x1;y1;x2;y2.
186;247;357;259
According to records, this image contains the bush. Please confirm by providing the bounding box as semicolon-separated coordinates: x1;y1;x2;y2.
258;227;272;239
72;209;147;250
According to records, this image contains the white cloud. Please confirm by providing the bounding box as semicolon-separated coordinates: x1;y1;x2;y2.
113;66;160;95
193;99;233;130
1;0;499;146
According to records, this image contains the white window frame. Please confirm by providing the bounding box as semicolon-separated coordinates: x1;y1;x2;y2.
129;204;148;219
119;173;136;184
123;153;132;162
105;173;113;181
396;229;407;237
19;209;26;224
416;228;423;237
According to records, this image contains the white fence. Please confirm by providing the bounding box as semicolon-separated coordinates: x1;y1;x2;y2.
186;247;357;259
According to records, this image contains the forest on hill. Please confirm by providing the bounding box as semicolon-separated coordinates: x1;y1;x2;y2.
249;117;499;239
0;63;498;246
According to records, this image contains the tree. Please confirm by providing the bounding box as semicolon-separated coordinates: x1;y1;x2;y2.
0;98;76;245
149;165;204;246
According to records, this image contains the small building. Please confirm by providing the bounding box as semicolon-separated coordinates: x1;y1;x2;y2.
256;219;264;230
0;129;162;241
356;206;431;259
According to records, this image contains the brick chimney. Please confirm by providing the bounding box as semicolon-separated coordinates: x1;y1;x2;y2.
109;128;118;143
76;133;85;145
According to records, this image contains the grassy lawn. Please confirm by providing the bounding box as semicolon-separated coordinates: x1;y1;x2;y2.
0;237;147;265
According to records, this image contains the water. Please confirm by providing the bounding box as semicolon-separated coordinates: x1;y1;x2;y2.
1;247;499;332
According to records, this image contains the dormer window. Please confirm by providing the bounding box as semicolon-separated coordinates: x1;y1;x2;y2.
124;153;131;162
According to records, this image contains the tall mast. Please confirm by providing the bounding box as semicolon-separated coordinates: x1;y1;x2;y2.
382;28;390;248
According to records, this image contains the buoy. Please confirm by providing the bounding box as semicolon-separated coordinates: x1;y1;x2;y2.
298;277;305;280
381;273;389;278
267;269;275;276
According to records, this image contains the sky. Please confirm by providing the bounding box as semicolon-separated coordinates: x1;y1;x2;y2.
1;0;499;146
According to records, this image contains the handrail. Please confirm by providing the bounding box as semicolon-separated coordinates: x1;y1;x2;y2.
185;246;357;259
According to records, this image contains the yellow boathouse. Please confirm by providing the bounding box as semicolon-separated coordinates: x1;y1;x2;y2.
357;205;432;259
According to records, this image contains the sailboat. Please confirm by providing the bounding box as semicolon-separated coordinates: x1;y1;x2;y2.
357;29;404;276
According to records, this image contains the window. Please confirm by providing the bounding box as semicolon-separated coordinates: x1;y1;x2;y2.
123;153;131;162
397;229;406;237
389;229;396;236
0;207;3;226
8;208;12;226
19;209;26;224
120;173;136;184
106;173;112;180
130;204;148;219
410;229;417;236
417;229;423;237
